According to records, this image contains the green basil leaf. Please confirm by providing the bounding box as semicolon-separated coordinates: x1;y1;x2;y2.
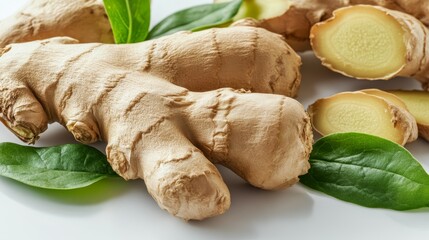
103;0;151;43
300;132;429;210
0;143;118;190
147;0;243;40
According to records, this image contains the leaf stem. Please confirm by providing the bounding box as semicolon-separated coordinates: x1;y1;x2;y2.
125;0;133;43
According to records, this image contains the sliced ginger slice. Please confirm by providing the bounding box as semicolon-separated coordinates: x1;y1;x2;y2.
308;92;418;145
388;90;429;141
360;89;408;109
311;5;407;79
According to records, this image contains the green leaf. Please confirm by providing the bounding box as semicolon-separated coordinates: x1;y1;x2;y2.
103;0;151;43
0;143;118;190
300;132;429;210
147;0;243;40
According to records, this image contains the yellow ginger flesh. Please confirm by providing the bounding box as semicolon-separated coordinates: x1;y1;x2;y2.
360;89;408;109
308;92;418;145
311;5;407;79
389;90;429;141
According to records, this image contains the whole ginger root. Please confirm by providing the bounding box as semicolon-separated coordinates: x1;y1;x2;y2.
0;27;312;220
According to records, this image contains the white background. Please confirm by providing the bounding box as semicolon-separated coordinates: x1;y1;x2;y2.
0;1;428;239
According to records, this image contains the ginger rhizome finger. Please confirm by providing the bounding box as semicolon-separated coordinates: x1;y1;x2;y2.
310;5;429;89
0;0;113;48
142;27;302;97
0;28;312;220
308;92;418;145
2;26;301;117
388;90;429;141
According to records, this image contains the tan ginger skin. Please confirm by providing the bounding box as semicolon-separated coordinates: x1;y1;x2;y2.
0;27;312;220
1;5;302;96
0;0;113;48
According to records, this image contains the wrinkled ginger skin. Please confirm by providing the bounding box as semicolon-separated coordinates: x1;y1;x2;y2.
1;25;302;97
310;5;429;89
0;30;312;220
0;0;113;48
226;0;429;52
142;27;302;96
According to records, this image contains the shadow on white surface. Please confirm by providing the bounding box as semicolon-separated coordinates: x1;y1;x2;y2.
37;124;76;145
0;176;130;214
387;207;429;230
406;139;429;165
188;167;314;235
35;123;107;152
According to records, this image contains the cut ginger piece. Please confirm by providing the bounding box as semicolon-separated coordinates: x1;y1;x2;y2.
308;92;418;145
311;5;407;79
388;90;429;141
311;5;429;88
360;89;408;109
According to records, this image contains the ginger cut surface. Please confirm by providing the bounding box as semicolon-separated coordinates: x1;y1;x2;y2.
360;89;408;110
310;5;429;88
311;6;407;79
308;92;418;145
388;90;429;141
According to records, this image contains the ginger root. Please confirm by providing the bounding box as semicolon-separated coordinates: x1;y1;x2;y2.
217;0;429;52
308;91;418;145
0;0;113;48
3;25;301;98
0;28;312;220
310;5;429;89
388;90;429;142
